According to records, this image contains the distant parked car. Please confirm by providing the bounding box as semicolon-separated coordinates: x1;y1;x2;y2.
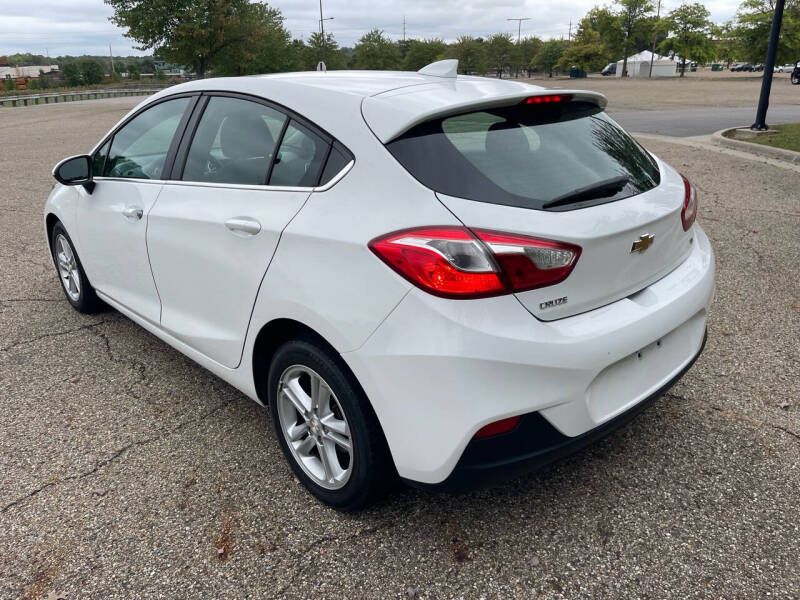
731;63;753;72
752;63;765;72
601;62;617;76
775;64;794;73
792;62;800;84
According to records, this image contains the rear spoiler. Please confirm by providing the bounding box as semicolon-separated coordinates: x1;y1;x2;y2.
363;84;608;143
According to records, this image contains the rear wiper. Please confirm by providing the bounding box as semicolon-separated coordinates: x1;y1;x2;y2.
542;175;630;210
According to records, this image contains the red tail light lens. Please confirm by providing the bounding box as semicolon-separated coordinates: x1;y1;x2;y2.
524;94;573;104
369;227;581;298
474;230;582;292
473;415;522;439
680;174;697;231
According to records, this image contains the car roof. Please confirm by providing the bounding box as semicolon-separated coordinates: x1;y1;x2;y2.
142;65;607;146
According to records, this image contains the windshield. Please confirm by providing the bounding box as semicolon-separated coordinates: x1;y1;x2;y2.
386;102;660;211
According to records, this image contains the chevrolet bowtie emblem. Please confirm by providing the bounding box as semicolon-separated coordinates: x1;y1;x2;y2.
631;233;655;253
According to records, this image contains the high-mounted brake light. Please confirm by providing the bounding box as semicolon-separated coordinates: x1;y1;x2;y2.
524;94;572;105
369;227;581;299
680;174;698;231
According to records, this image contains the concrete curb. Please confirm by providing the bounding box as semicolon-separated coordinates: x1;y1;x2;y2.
711;127;800;165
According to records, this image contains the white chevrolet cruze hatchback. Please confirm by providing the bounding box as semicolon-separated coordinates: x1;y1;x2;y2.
46;61;714;510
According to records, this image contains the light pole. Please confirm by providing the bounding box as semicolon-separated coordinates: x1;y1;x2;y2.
752;0;786;130
506;17;531;44
318;0;334;64
649;0;661;78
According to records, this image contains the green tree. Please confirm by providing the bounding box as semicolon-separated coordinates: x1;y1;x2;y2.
302;32;347;70
485;33;515;77
615;0;655;76
62;63;82;86
5;78;15;91
711;22;739;67
449;35;487;74
514;36;543;76
353;29;402;69
213;4;292;75
558;28;609;72
658;3;714;76
402;39;448;71
78;59;105;84
105;0;288;77
531;39;568;75
733;0;800;64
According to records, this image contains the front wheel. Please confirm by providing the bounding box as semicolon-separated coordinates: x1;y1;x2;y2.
267;336;394;511
792;73;799;85
50;222;104;313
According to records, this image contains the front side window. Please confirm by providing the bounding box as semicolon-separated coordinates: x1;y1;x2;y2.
182;96;286;185
93;139;110;176
387;102;660;211
105;97;191;179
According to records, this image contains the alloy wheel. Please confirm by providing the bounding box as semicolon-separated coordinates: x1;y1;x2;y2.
55;233;81;302
277;365;354;489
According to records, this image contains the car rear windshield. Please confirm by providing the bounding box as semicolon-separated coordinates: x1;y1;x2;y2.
385;101;660;211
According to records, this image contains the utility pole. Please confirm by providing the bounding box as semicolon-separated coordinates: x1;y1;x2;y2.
318;0;334;64
752;0;785;130
649;0;661;78
568;20;573;41
506;17;531;45
109;44;115;76
402;16;406;42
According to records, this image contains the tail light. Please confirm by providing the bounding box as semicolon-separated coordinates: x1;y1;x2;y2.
680;174;698;231
369;226;581;299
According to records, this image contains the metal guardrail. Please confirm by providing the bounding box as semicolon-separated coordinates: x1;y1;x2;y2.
0;87;170;107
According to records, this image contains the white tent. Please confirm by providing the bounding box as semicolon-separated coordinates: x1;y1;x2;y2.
616;51;678;78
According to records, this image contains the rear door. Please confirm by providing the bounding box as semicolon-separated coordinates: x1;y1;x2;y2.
384;100;693;320
146;94;333;368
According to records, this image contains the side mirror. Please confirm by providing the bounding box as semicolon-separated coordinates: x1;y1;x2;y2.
53;154;94;193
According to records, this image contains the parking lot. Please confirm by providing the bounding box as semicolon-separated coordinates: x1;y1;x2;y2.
1;92;799;599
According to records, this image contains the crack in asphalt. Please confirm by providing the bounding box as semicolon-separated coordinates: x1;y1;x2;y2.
0;398;233;515
268;521;394;599
0;319;107;353
665;392;799;443
87;322;150;403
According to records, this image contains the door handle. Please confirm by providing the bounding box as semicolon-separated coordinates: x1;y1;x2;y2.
122;206;144;220
224;217;261;236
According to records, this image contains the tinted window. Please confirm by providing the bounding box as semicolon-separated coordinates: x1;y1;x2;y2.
93;140;110;176
269;120;328;187
106;97;190;179
183;96;286;185
319;141;353;185
386;103;660;211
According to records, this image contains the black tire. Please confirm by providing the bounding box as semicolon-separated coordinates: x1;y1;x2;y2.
267;336;394;511
792;73;799;85
50;221;104;314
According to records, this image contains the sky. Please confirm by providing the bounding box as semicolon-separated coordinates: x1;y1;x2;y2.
1;0;744;58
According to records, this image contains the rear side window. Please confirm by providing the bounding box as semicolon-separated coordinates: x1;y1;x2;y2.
105;97;190;179
269;120;328;187
386;102;660;211
318;141;353;185
183;96;286;185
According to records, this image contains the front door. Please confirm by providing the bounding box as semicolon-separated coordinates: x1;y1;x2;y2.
147;95;331;368
77;96;193;323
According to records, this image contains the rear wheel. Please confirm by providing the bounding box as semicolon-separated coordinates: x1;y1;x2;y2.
267;336;393;511
50;222;104;313
792;73;799;85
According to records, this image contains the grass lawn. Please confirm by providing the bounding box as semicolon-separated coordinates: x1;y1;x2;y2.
725;123;800;152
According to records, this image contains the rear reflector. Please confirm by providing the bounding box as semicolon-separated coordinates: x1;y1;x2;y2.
473;416;522;439
524;94;573;104
369;227;581;299
680;174;697;231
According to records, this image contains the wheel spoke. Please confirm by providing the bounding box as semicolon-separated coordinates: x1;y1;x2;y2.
69;270;81;294
320;413;349;437
286;421;309;442
283;376;312;416
318;440;337;482
294;434;316;457
324;429;352;452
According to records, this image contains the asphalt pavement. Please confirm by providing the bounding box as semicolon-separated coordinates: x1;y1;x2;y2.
1;97;799;599
611;103;800;136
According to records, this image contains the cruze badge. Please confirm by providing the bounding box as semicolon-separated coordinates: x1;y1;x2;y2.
631;233;655;253
540;296;568;310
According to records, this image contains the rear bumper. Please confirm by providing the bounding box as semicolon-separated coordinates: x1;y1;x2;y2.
344;225;714;484
405;330;705;492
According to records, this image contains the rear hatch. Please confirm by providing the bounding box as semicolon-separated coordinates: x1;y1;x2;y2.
375;87;693;320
